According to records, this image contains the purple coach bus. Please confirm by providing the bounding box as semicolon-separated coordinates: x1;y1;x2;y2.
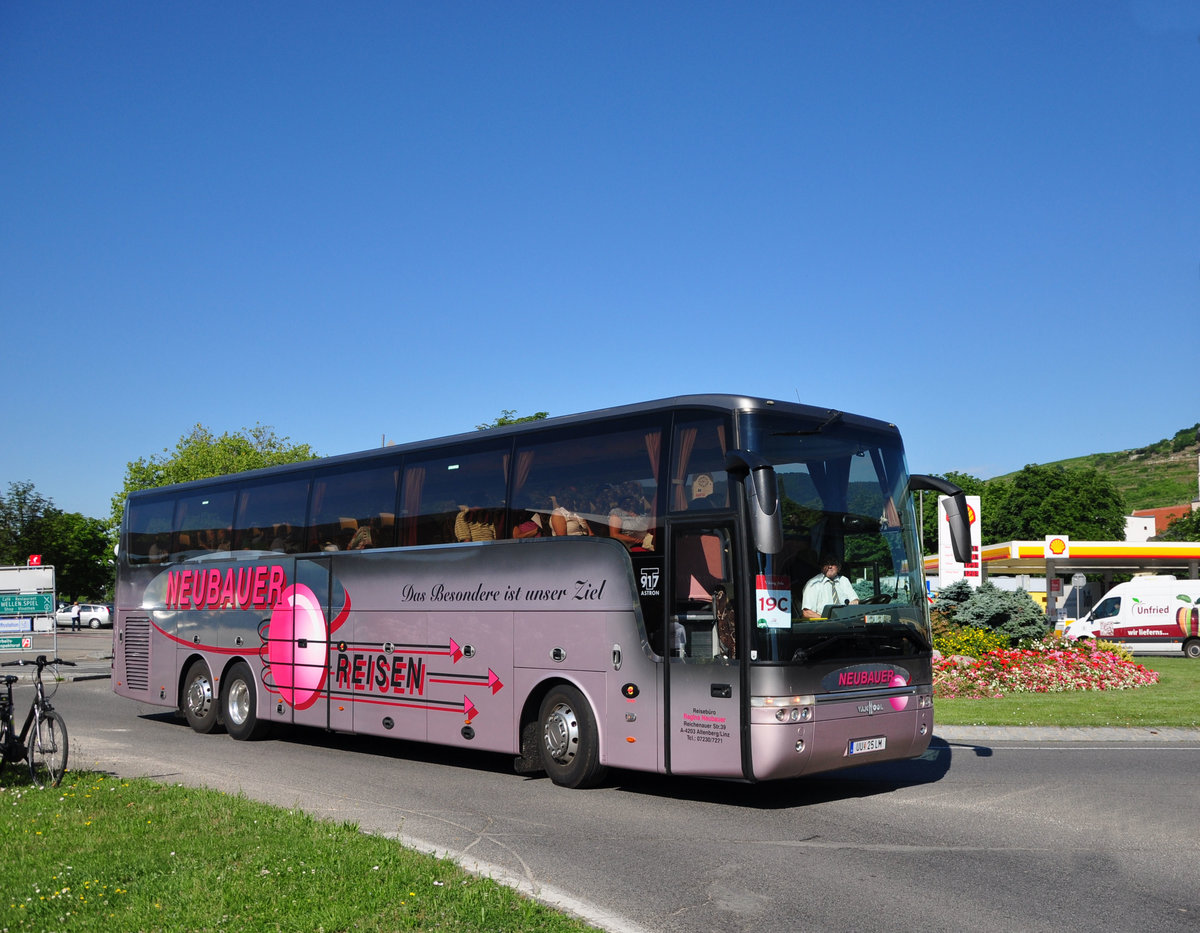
113;395;969;787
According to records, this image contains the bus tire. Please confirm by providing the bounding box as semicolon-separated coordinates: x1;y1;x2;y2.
538;684;606;789
1184;639;1200;659
182;659;220;734
221;661;271;741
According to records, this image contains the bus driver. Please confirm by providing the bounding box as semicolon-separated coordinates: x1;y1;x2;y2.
801;556;858;619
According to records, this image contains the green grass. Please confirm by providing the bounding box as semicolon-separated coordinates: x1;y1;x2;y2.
936;657;1200;727
0;773;598;933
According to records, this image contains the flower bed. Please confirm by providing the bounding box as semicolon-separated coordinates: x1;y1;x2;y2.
933;637;1160;699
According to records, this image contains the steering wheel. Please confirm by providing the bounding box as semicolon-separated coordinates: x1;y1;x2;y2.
860;594;892;605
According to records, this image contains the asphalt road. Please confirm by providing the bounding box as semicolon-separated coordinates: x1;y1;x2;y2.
11;633;1200;932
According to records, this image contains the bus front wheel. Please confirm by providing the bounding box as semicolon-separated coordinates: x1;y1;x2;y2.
221;661;271;741
1184;639;1200;659
182;660;220;734
538;685;605;789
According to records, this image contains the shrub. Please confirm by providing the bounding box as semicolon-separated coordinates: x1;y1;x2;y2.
931;580;974;622
1094;638;1134;663
935;627;1007;658
954;582;1048;645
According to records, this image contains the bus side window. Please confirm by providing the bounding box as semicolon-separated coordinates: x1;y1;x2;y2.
510;419;664;550
400;445;509;546
126;497;174;565
669;416;731;511
173;490;236;560
234;477;310;552
306;464;399;552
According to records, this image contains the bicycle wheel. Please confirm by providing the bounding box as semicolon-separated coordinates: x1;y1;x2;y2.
28;710;68;788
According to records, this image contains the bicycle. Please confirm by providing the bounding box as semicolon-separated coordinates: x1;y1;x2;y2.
0;655;75;788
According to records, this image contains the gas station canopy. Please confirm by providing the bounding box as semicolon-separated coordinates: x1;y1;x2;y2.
924;539;1200;579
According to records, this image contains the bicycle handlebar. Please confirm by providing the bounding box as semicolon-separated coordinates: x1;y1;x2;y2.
0;655;77;668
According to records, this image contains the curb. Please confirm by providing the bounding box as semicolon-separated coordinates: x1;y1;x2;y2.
936;725;1200;743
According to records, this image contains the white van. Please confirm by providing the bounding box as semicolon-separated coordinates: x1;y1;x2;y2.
1064;576;1200;658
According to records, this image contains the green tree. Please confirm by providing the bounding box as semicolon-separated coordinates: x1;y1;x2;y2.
476;410;549;430
111;424;319;528
39;510;112;600
1160;508;1200;542
914;471;992;551
0;481;113;600
986;464;1126;541
1170;424;1200;453
0;481;52;563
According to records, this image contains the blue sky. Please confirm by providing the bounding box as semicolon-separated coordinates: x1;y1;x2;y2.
2;1;1198;520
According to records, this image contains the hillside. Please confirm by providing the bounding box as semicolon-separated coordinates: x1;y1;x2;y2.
990;424;1199;511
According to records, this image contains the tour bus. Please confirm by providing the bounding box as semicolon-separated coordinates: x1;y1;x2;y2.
112;395;970;788
1064;576;1200;658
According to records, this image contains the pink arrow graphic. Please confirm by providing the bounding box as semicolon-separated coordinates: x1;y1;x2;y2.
488;669;503;695
450;638;463;663
463;695;478;722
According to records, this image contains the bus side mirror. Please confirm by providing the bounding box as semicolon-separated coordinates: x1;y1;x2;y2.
909;474;971;565
725;449;782;555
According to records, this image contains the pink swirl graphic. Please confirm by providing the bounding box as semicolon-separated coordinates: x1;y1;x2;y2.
266;583;328;710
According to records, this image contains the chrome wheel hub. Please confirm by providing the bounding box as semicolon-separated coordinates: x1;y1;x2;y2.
186;676;212;718
543;701;579;764
227;680;250;726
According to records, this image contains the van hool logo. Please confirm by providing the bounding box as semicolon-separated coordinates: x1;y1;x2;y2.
640;567;661;596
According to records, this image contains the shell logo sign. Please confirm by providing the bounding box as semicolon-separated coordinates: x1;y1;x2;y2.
1045;536;1070;558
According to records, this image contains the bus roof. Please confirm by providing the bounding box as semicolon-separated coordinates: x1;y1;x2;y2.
124;393;902;501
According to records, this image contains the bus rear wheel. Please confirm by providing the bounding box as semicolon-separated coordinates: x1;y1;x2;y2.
221;661;271;741
182;660;220;734
1184;639;1200;659
538;685;605;789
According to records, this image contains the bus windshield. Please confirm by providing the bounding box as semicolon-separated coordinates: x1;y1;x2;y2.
739;411;930;665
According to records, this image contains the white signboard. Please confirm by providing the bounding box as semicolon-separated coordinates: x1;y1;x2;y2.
0;564;57;649
755;574;792;629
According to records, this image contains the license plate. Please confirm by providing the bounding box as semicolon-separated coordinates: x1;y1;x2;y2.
848;736;886;755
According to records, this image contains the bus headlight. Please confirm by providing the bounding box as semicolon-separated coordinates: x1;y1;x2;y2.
755;695;815;723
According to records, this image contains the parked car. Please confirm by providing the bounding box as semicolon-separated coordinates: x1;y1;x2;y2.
54;603;112;629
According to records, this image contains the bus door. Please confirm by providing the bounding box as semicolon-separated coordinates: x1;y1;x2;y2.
260;556;352;734
666;521;744;778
